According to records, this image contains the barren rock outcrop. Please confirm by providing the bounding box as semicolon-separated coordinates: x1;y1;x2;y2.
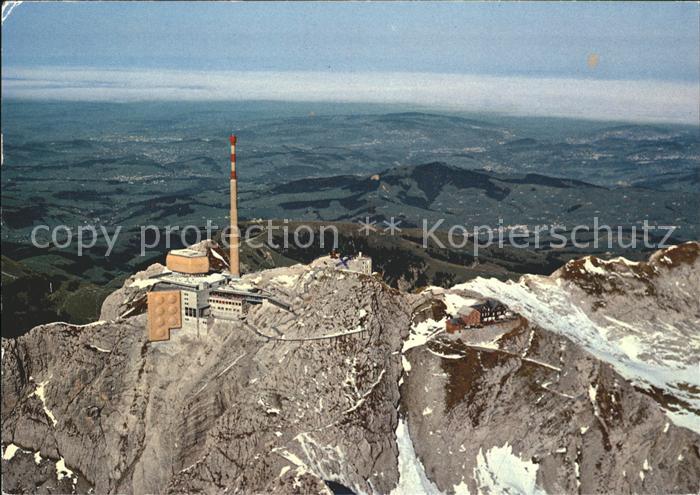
3;245;699;494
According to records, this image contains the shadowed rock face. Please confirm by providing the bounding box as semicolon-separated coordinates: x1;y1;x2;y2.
2;247;699;494
402;323;700;494
555;241;699;299
2;263;412;494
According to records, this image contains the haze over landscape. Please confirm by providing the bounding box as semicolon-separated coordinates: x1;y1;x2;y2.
2;2;699;123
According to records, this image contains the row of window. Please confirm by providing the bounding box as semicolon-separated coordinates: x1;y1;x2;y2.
184;304;245;319
184;307;205;318
210;298;243;306
213;306;240;313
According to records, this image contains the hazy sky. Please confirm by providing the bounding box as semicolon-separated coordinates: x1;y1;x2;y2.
2;1;699;123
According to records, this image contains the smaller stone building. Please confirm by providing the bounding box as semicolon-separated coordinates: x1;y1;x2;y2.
445;299;511;333
343;254;373;275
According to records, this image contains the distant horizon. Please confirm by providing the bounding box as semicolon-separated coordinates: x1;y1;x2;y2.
2;2;699;125
2;66;698;125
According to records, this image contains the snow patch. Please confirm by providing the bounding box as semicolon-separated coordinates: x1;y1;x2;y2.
210;247;229;267
391;419;441;495
29;379;57;427
56;457;76;482
3;444;20;460
443;293;479;316
583;257;608;276
343;369;386;415
288;432;359;495
453;479;471;495
617;335;643;361
403;318;445;353
609;256;641;267
665;410;700;432
588;384;597;403
521;329;535;357
473;443;545;495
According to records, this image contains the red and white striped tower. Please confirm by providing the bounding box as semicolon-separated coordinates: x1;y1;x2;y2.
229;134;240;277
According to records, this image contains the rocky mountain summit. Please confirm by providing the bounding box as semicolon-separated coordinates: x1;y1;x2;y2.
2;243;699;494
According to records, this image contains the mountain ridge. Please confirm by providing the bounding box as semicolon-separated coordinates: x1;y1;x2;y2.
2;243;699;494
252;162;698;237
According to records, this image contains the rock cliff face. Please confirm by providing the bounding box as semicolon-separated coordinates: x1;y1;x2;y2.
402;320;698;494
2;244;699;494
457;242;700;433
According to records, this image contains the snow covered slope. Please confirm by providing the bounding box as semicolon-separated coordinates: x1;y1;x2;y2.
456;242;700;433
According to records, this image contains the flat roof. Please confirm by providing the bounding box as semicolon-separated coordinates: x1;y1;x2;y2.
169;248;207;258
211;287;263;297
153;271;228;288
